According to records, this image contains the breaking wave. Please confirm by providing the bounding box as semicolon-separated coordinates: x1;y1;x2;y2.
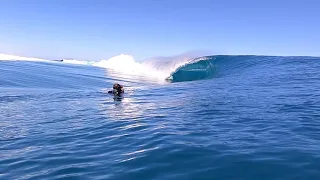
0;53;217;82
89;54;216;82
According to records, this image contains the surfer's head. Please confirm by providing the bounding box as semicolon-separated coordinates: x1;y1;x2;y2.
113;83;124;94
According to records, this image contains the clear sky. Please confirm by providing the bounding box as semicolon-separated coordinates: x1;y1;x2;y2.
0;0;319;61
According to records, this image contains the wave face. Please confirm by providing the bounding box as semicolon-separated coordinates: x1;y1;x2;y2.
167;57;216;82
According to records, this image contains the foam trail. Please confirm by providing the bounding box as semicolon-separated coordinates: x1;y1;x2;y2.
92;54;168;80
0;53;47;61
62;59;94;65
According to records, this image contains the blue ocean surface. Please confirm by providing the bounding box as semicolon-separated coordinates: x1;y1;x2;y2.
1;55;320;179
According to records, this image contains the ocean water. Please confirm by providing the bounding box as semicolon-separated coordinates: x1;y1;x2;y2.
1;55;320;179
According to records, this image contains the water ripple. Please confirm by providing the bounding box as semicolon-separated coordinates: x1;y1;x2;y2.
1;58;320;179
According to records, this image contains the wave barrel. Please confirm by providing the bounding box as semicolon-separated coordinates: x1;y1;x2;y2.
167;59;216;82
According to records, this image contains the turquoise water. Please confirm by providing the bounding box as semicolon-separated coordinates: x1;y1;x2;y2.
1;55;320;179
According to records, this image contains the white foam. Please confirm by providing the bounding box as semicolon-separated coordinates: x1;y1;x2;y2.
62;59;94;65
92;54;169;80
0;53;47;61
64;53;199;80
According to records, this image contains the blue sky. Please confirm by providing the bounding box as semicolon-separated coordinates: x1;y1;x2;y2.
0;0;319;60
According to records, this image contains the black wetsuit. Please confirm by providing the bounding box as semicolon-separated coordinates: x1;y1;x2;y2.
108;83;124;95
108;90;124;95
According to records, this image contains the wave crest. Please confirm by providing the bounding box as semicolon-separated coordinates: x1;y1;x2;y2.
0;53;47;61
0;53;217;82
90;54;216;82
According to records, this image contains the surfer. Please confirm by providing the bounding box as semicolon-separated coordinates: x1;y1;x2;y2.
108;83;124;95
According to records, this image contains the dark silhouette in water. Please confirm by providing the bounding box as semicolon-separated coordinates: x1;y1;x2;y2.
108;83;124;96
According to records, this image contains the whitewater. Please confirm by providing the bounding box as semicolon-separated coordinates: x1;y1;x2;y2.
0;53;213;82
1;53;320;180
